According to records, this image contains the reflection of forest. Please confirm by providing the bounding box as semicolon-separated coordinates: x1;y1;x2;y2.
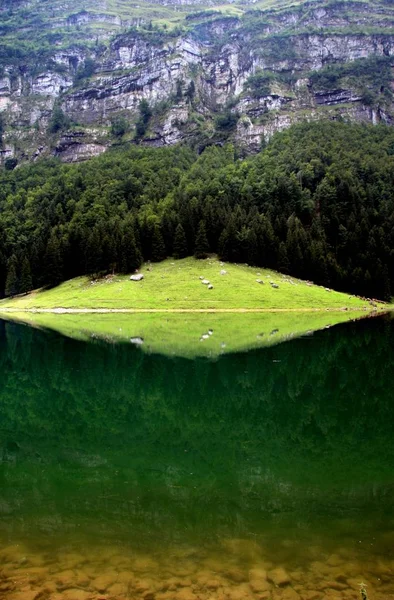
0;315;393;547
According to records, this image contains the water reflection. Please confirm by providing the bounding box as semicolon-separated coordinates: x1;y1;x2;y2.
0;315;393;598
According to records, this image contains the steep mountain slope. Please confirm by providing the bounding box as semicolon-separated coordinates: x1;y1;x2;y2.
0;0;394;162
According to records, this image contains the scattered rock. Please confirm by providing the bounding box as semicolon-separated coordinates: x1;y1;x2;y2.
201;279;210;285
204;578;223;589
134;578;157;593
250;576;270;593
220;270;227;275
54;569;76;589
7;593;41;600
270;283;279;289
256;279;264;284
92;573;118;592
224;568;245;583
117;571;135;584
208;329;213;335
280;587;300;600
16;567;48;584
249;568;268;581
61;589;91;600
301;592;322;600
74;569;90;587
201;334;210;340
325;288;331;292
108;582;129;595
224;583;251;600
130;337;144;345
268;567;291;587
130;273;144;281
175;587;198;600
199;276;204;280
61;553;86;570
208;284;213;289
317;580;348;591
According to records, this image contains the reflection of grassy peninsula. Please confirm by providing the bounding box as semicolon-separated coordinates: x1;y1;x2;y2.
1;315;394;548
1;310;368;358
0;257;373;311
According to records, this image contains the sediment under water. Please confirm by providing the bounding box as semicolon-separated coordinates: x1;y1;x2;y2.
0;315;393;600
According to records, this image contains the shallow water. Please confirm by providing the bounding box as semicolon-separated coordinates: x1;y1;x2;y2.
0;314;394;600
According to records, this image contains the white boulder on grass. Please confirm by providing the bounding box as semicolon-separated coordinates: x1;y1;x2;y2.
130;273;144;281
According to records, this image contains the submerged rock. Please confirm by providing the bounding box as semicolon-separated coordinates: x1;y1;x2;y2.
268;567;291;587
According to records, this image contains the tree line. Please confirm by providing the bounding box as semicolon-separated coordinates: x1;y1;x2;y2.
0;121;393;300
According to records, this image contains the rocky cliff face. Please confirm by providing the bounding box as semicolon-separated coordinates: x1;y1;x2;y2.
1;0;394;162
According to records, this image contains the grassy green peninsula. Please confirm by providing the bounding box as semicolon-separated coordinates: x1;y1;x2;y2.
0;257;375;312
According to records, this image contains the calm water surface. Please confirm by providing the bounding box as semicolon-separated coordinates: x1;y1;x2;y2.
0;315;394;599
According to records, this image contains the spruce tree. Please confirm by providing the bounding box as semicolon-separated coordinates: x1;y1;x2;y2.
173;223;188;259
151;225;166;262
120;227;142;273
5;255;19;297
194;220;209;259
44;233;63;286
277;242;290;274
20;256;32;294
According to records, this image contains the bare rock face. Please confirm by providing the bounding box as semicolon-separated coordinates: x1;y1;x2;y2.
55;130;106;162
1;0;394;162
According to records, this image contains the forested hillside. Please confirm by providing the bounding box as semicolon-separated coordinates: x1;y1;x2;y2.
0;121;393;301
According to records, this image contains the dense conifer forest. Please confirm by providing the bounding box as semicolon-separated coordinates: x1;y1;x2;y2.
0;121;393;301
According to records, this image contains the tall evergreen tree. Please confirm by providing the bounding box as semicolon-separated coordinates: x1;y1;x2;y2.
173;223;188;259
44;233;63;286
5;255;19;297
151;225;166;262
194;220;210;259
120;226;142;273
277;242;290;274
20;255;33;294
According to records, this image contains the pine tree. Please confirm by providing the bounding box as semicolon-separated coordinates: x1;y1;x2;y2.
151;225;166;262
194;220;210;259
20;255;32;294
86;227;103;274
120;226;142;273
44;233;63;286
5;255;19;297
173;223;188;259
247;223;259;266
277;242;290;274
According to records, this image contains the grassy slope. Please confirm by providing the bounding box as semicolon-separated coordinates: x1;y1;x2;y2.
0;257;374;311
0;311;368;359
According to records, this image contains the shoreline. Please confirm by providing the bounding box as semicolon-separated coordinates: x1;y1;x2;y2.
0;306;388;314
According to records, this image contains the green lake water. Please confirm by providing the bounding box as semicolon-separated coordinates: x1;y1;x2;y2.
0;314;394;599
